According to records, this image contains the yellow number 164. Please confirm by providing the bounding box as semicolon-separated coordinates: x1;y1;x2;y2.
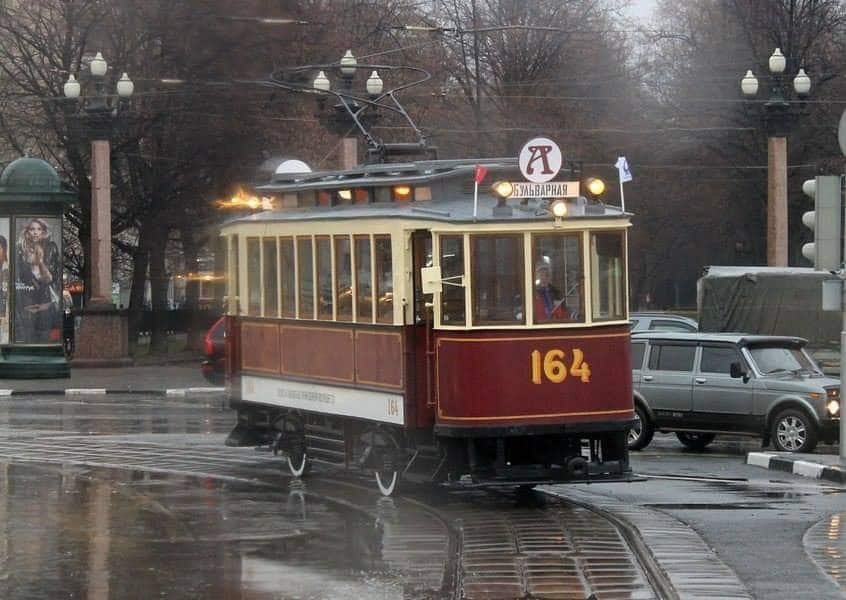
530;348;591;384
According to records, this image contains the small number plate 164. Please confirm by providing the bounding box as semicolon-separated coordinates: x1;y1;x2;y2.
530;349;591;384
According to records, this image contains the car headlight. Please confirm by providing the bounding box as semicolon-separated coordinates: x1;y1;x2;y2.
827;399;840;416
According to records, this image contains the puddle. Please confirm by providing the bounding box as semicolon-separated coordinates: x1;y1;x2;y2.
0;462;448;599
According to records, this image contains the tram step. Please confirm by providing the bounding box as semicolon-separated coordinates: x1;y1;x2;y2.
305;433;344;448
304;423;344;437
403;447;449;482
306;445;346;465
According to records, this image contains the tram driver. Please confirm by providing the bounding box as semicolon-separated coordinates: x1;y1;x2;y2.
534;261;569;322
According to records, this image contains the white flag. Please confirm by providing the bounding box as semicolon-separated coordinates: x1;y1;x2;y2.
615;156;633;183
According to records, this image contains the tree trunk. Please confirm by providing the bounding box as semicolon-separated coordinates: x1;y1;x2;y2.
181;230;204;351
148;225;169;352
127;236;149;346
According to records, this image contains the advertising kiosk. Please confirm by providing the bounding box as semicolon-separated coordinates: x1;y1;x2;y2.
0;157;72;377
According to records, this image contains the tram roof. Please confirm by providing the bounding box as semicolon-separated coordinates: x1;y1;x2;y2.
230;194;627;225
227;158;630;226
256;158;519;192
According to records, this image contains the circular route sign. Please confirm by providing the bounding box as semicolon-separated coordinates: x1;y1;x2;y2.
518;137;562;183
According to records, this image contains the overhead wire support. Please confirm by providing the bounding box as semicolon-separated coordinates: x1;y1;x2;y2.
265;60;434;163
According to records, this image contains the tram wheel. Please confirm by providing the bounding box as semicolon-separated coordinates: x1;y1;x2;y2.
375;468;399;497
287;445;309;477
373;434;402;497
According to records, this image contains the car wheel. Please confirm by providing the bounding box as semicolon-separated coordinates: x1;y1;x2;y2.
771;409;818;453
628;403;654;451
675;432;716;450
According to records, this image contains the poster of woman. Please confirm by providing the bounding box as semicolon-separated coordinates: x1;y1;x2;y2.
0;218;9;344
14;216;61;344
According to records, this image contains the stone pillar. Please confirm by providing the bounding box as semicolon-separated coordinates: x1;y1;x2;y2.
74;139;131;366
767;136;788;267
89;140;112;306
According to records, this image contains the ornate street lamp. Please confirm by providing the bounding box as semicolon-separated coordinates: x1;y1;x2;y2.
63;51;133;364
741;48;812;267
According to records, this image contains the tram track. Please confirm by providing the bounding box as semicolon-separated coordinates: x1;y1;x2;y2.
0;432;747;599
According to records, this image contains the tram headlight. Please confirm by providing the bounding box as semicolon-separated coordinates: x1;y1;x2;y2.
491;181;513;199
586;177;606;197
827;399;840;416
550;198;568;218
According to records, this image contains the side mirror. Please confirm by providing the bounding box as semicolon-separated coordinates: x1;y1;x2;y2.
730;361;749;382
421;266;443;294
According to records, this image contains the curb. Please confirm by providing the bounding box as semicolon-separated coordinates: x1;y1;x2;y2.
747;452;846;484
0;387;225;398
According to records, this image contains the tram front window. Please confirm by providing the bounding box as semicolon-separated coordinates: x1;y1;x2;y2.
590;231;626;321
532;233;584;324
472;234;524;325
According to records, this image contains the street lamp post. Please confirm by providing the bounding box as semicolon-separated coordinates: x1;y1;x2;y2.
64;52;133;364
742;48;812;267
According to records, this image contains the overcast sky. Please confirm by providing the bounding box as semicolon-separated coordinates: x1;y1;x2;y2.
625;0;658;22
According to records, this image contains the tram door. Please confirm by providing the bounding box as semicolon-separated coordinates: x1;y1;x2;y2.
411;230;436;421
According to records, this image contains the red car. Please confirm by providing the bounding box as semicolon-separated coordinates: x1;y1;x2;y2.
201;317;226;385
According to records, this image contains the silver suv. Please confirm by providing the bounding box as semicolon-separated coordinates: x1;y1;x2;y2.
630;332;841;453
630;312;698;333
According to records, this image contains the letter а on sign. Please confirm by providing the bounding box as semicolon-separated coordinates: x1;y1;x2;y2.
519;137;562;183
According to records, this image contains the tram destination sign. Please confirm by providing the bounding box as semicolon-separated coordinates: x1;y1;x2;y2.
509;181;580;199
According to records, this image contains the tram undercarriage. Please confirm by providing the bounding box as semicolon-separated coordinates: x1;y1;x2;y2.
227;403;634;496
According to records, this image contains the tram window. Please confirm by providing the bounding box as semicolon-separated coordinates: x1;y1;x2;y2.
318;191;332;206
440;235;465;325
375;235;393;323
246;237;261;316
280;237;295;318
298;191;317;207
532;233;584;324
262;238;278;317
354;189;371;204
355;236;373;322
335;236;353;321
590;231;626;322
472;234;524;325
392;185;413;203
297;237;314;319
316;237;333;320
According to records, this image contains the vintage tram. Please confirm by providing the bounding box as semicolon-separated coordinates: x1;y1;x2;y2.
220;158;634;495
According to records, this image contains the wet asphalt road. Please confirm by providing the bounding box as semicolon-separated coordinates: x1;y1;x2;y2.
0;394;842;599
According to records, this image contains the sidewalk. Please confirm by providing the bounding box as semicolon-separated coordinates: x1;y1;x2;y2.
747;451;846;485
0;363;224;396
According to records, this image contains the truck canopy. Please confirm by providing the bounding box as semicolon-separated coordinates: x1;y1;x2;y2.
697;266;840;372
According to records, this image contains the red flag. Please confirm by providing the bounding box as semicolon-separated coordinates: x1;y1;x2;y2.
474;164;488;184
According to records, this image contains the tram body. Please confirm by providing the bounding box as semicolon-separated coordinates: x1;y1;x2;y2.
221;159;634;495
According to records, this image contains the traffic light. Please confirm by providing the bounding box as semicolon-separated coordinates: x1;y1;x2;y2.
801;175;842;270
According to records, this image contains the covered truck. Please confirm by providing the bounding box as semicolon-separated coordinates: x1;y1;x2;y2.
697;266;841;374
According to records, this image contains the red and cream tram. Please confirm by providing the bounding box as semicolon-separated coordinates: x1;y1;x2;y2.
221;158;634;495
